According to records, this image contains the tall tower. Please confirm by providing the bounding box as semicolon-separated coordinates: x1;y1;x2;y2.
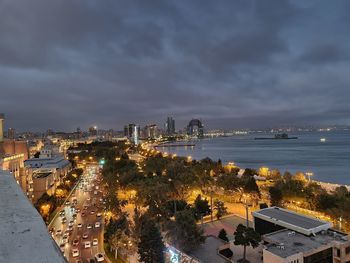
0;113;4;143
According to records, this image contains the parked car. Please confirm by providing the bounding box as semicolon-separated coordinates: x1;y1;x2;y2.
92;238;98;246
84;241;91;249
72;248;80;257
94;253;105;262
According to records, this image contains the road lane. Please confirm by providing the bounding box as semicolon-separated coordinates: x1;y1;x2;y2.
50;164;107;262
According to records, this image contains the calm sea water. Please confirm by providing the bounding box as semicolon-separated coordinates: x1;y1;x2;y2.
160;131;350;184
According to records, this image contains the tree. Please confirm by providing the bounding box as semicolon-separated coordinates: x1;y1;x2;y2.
166;209;205;253
216;173;241;192
283;171;293;181
218;228;229;242
105;213;134;259
243;168;257;177
214;200;228;220
269;186;283;207
242;176;260;197
165;200;190;217
294;172;307;182
104;191;127;216
138;216;165;263
193;194;211;220
334;186;349;198
267;169;282;181
234;224;261;263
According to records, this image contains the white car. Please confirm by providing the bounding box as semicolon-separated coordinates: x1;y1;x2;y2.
87;224;92;229
84;241;91;248
59;243;65;252
72;248;80;257
95;253;105;262
82;233;89;239
77;223;83;228
96;212;102;217
56;229;62;236
95;222;100;228
92;238;98;246
62;236;68;244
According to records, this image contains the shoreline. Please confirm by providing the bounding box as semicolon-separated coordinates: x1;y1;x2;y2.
149;142;350;193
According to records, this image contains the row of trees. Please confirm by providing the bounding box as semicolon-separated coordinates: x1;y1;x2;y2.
86;143;263;262
35;168;83;222
268;171;350;224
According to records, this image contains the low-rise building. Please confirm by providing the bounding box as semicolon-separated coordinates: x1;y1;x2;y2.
253;207;350;263
25;148;71;202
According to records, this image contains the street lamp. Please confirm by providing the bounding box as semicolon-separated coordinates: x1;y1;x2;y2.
306;172;313;183
238;188;250;227
168;178;177;215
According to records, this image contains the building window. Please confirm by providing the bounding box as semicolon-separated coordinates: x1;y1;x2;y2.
336;248;341;257
346;247;350;255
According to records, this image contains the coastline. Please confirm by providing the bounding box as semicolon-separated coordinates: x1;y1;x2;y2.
150;141;350;193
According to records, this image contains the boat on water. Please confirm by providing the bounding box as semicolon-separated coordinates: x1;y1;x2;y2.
320;138;326;142
254;133;298;140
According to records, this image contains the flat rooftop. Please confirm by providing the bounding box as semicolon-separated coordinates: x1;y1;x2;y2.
253;207;332;236
0;170;66;263
33;171;53;179
264;229;348;258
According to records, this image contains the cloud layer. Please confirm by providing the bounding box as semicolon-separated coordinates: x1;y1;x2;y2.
1;0;350;131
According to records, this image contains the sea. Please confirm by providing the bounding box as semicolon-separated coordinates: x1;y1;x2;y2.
159;131;350;185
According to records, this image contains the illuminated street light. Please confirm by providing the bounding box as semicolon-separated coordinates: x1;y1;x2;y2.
305;172;313;182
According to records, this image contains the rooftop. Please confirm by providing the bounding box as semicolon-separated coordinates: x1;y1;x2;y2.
25;155;70;169
253;207;332;236
0;170;66;263
33;171;53;179
264;229;348;258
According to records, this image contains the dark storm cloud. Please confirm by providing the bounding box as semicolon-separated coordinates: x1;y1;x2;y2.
1;0;350;131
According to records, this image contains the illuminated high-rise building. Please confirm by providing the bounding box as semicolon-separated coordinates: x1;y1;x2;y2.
88;126;98;136
165;116;175;135
0;113;4;142
145;124;158;139
7;128;15;139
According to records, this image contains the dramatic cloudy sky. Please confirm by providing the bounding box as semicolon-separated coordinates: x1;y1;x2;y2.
1;0;350;131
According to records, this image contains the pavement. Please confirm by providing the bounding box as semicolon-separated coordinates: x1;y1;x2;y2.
50;164;108;263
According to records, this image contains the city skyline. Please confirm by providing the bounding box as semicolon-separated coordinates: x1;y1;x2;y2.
2;1;350;131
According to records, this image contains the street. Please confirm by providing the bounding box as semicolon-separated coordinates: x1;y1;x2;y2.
50;164;107;263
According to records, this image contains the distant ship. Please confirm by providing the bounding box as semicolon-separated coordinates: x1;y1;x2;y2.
254;133;298;140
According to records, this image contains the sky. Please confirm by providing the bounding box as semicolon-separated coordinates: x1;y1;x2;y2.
1;0;350;132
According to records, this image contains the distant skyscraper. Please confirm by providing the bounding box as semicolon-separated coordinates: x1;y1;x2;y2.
0;113;4;142
145;124;158;139
187;119;204;138
126;124;135;138
124;123;140;143
133;125;140;144
88;126;97;136
165;117;175;135
7;128;15;139
124;125;129;137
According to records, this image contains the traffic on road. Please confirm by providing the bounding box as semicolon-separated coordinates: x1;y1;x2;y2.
49;164;106;263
